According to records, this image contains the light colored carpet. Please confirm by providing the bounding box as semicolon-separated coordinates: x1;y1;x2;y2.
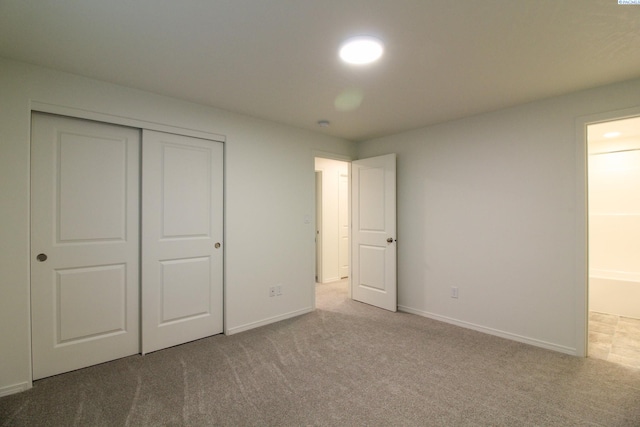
1;280;640;426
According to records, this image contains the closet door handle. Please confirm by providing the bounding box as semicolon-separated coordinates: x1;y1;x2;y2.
36;253;48;262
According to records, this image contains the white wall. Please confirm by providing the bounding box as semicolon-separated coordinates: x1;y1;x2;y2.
0;57;356;395
314;158;349;283
589;145;640;318
357;78;640;355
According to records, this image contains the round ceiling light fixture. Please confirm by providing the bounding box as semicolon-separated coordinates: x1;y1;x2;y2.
339;36;384;65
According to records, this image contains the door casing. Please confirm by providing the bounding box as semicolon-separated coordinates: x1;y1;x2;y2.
575;105;640;357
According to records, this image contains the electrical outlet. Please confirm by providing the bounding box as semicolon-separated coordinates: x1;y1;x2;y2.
269;286;276;297
451;287;458;299
276;285;282;296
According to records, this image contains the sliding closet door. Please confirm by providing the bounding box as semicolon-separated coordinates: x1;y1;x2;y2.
141;130;224;354
31;113;140;380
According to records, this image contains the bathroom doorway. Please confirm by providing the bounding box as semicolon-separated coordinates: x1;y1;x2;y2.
587;116;640;369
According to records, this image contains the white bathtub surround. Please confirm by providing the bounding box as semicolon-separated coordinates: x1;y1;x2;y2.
589;271;640;319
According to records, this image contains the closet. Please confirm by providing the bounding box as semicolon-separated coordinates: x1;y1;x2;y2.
30;113;223;379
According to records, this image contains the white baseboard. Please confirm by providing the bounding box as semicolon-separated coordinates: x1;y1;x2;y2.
226;307;313;335
398;305;577;356
0;382;31;397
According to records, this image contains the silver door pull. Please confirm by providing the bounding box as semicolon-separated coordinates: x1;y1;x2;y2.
36;253;48;262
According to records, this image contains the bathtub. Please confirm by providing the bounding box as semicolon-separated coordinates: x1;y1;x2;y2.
589;269;640;319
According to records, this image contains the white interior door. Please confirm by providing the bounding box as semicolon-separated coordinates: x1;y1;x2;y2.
142;130;224;354
31;113;140;380
315;171;323;282
351;153;397;311
339;173;349;278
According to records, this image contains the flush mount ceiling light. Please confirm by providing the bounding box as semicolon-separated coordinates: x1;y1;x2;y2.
604;131;621;138
339;36;384;65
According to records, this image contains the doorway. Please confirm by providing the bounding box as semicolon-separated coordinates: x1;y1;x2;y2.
313;153;398;311
586;116;640;369
314;157;350;285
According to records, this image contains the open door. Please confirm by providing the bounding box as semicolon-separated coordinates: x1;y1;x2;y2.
351;153;397;311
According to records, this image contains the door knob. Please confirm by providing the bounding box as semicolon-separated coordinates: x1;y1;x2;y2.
36;253;48;262
386;238;395;243
214;242;221;249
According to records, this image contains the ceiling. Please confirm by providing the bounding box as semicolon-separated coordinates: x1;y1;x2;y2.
1;0;639;142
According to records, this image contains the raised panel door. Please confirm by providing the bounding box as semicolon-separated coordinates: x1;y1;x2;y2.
142;130;224;354
30;113;140;379
351;154;397;311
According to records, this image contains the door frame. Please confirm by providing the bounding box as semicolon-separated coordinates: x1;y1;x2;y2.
575;105;640;357
27;101;226;381
312;151;353;308
315;171;323;283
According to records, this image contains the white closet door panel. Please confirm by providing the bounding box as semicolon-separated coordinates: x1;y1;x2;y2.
159;257;211;323
142;130;223;354
31;113;140;380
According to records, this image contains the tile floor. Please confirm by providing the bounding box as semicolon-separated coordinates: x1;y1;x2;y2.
588;311;640;369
